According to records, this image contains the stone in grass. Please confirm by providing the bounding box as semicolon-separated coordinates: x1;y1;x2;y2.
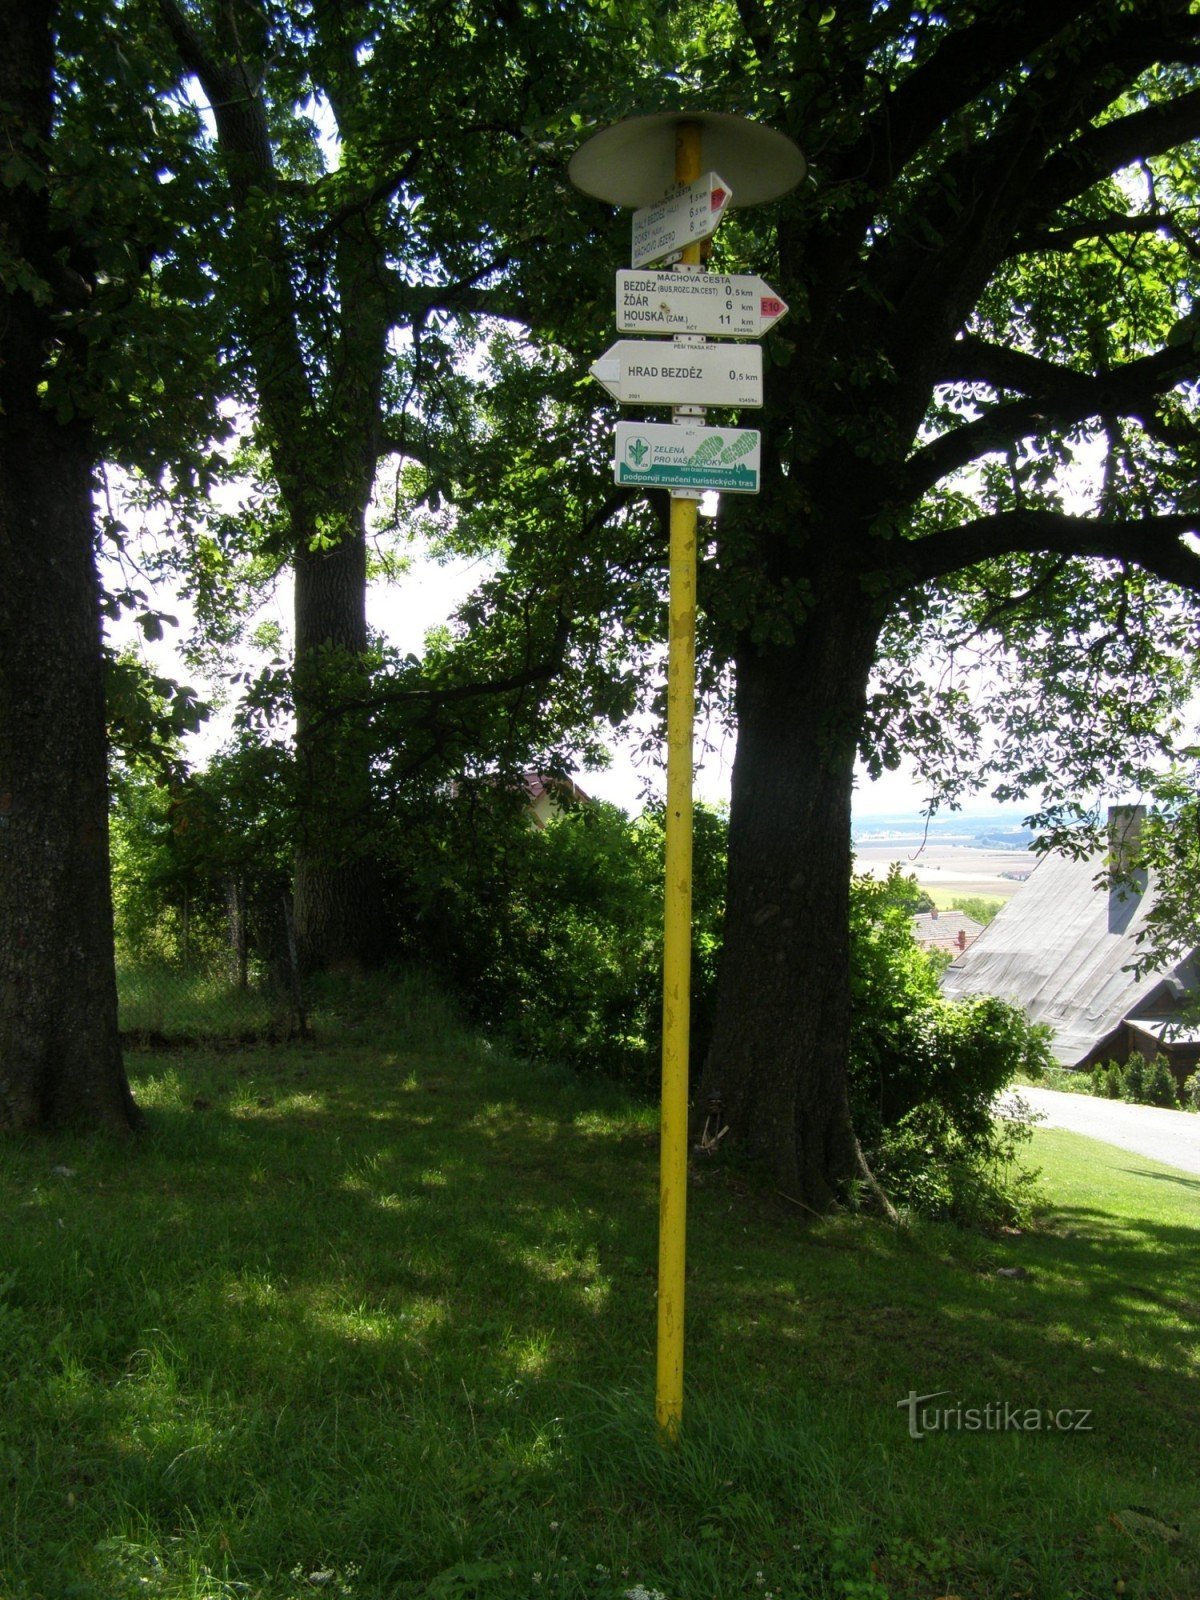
995;1266;1030;1280
1114;1508;1182;1544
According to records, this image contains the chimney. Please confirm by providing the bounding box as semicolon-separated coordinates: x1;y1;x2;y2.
1107;804;1146;876
1107;804;1147;933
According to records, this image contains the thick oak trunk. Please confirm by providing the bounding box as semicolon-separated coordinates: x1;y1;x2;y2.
292;521;387;971
701;592;882;1208
0;0;135;1133
0;432;133;1132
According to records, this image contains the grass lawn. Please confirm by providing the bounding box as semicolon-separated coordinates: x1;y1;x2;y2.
1;976;1197;1600
116;966;296;1042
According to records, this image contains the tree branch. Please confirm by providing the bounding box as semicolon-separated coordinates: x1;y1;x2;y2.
158;0;320;521
838;0;1092;194
156;0;233;99
296;485;635;739
734;0;772;62
382;249;531;329
376;421;438;467
156;0;277;202
1027;85;1200;223
310;156;423;244
389;282;529;327
1014;212;1189;253
907;342;1200;497
938;334;1198;403
898;510;1200;590
866;14;1200;348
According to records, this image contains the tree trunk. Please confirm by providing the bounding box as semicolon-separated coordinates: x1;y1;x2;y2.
292;519;387;971
151;8;390;976
0;0;135;1133
701;591;882;1208
226;877;248;988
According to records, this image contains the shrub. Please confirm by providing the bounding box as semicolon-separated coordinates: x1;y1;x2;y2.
1111;1051;1179;1107
1121;1052;1148;1104
110;744;294;980
849;869;1050;1225
1041;1064;1091;1093
1142;1054;1181;1108
874;1099;1043;1229
1184;1070;1200;1111
948;894;1003;927
1092;1062;1125;1099
391;788;726;1089
850;875;1052;1150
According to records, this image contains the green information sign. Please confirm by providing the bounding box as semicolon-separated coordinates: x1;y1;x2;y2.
613;421;761;494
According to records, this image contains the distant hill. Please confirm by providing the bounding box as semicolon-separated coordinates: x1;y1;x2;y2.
851;810;1035;850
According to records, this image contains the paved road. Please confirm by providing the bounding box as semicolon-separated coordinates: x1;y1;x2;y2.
1002;1085;1200;1176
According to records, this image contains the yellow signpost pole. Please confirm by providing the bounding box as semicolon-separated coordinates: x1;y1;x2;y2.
656;119;702;1443
567;107;803;1444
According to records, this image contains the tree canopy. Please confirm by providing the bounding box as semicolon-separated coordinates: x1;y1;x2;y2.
8;0;1200;1179
670;0;1200;1203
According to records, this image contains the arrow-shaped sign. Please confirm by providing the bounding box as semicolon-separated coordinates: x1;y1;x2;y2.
589;339;763;408
631;173;732;269
616;269;788;340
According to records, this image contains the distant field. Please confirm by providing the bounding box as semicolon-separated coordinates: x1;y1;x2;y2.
853;839;1039;898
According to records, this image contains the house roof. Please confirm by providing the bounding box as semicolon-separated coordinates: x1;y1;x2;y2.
912;910;983;947
1126;1016;1200;1048
449;770;591;807
939;834;1196;1065
523;771;590;805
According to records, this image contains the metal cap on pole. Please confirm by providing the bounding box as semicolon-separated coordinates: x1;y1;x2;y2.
568;110;806;210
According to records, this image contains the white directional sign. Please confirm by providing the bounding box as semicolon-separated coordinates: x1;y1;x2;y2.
589;340;762;408
631;172;732;268
614;422;761;494
616;270;788;339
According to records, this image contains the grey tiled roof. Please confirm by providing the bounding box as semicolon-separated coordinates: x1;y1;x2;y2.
912;910;984;945
940;844;1196;1065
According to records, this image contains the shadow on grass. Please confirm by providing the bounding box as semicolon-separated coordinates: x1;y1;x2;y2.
6;1039;659;1392
19;1040;1198;1422
2;1042;668;1592
1121;1166;1200;1190
3;1027;1199;1599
